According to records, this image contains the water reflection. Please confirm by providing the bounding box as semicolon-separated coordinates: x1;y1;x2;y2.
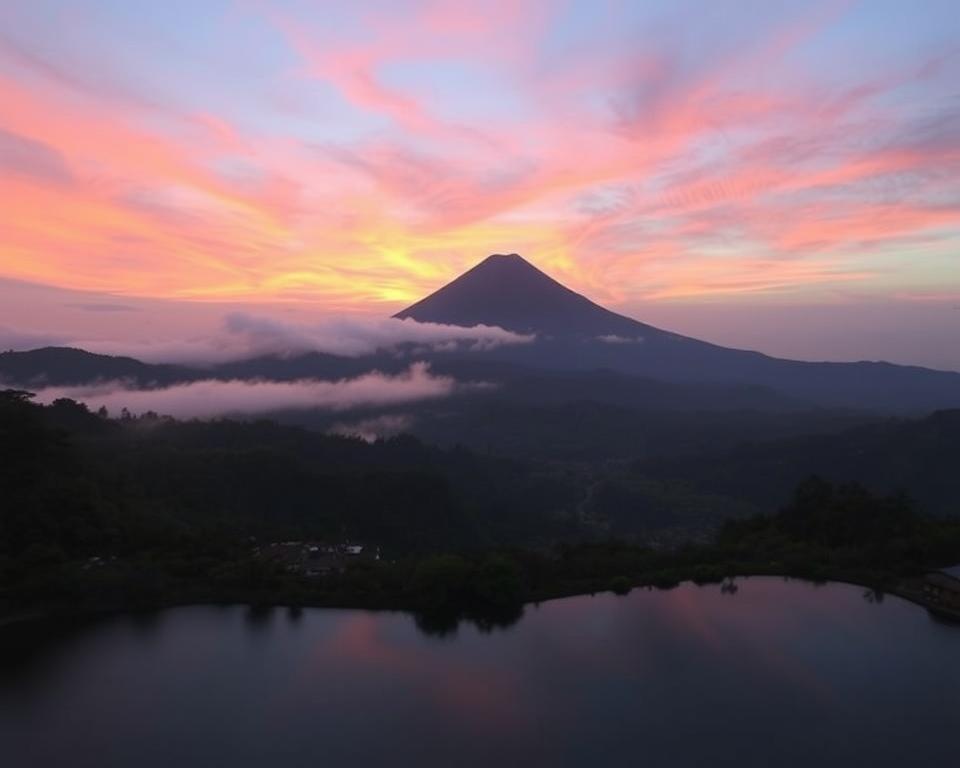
413;602;525;638
862;587;886;603
1;579;959;768
720;577;739;594
244;603;275;629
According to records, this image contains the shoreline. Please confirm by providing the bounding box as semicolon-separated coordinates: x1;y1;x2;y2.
3;569;957;632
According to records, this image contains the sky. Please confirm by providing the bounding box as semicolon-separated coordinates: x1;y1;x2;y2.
0;0;958;369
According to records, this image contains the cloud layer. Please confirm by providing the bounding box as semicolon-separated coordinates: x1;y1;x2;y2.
220;313;531;359
31;363;458;418
69;313;533;363
0;0;957;312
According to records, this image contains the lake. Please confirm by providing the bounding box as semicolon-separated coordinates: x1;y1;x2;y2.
1;577;958;767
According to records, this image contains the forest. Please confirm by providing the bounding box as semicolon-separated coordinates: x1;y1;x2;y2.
3;388;960;632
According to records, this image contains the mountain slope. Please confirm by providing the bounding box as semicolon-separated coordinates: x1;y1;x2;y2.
396;253;663;338
397;254;960;411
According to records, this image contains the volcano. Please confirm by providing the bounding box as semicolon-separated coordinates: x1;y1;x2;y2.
396;253;654;338
396;253;960;412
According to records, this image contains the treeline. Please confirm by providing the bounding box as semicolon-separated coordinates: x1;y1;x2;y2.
218;478;960;634
0;389;583;557
632;409;960;517
4;389;960;633
0;390;578;612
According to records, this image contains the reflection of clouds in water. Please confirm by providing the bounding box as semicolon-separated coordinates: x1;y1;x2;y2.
513;581;842;703
320;612;533;733
3;581;954;767
653;579;850;702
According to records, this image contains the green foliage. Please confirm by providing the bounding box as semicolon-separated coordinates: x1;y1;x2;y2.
4;390;960;634
779;476;918;548
405;553;525;631
589;474;754;536
717;476;952;576
472;555;523;609
640;410;960;517
409;555;473;611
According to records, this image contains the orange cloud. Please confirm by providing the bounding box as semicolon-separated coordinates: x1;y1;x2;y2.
0;1;958;317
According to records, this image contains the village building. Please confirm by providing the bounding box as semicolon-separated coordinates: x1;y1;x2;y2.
259;540;380;577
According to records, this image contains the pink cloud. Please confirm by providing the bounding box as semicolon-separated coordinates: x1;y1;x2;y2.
67;312;532;363
29;362;462;418
0;0;958;318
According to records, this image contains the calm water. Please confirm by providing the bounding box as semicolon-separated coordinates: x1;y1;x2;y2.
2;578;958;767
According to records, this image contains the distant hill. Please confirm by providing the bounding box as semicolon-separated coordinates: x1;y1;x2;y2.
0;346;798;412
634;409;960;516
403;400;873;462
0;347;198;387
0;344;809;413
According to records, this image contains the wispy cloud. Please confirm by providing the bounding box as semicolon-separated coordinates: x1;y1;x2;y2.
65;302;140;313
0;0;957;312
29;362;460;418
0;306;532;362
0;127;72;184
329;413;414;442
219;312;533;359
70;313;532;363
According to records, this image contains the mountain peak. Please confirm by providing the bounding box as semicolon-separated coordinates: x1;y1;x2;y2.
461;252;542;280
482;252;526;264
394;253;651;337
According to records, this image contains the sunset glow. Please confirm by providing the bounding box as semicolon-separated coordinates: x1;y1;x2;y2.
1;1;958;366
